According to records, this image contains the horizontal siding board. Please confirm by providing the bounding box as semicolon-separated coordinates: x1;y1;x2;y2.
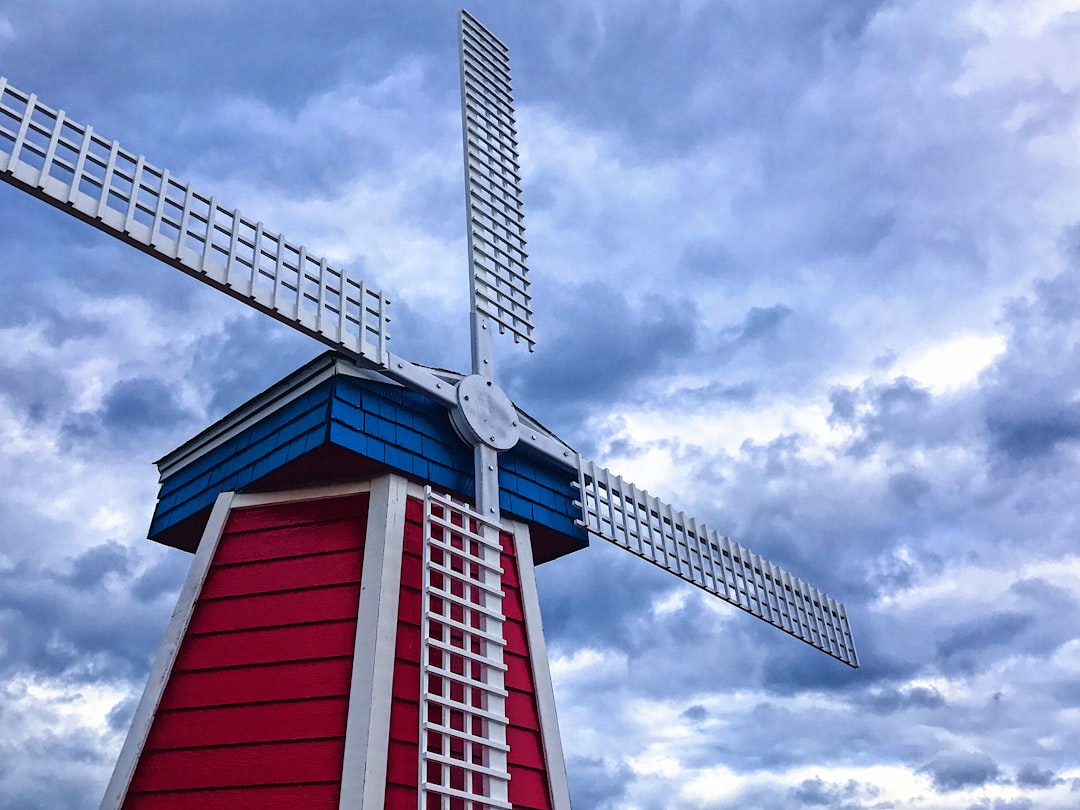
199;549;362;599
396;582;422;627
405;497;425;524
128;495;369;804
213;519;364;564
387;697;420;744
174;619;357;671
124;783;340;809
385;784;417;807
507;765;554;810
507;726;546;769
500;537;553;801
128;739;346;792
188;584;361;634
395;618;422;661
502;617;528;654
501;590;524;622
385;739;420;788
383;499;423;803
505;650;534;693
158;657;355;709
224;493;368;534
391;659;421;701
500;547;521;586
145;698;350;749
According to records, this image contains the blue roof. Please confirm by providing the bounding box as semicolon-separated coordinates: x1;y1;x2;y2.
149;354;588;562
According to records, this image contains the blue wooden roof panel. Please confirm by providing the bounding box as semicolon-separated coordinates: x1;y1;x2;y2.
158;384;333;498
150;425;327;536
149;364;587;551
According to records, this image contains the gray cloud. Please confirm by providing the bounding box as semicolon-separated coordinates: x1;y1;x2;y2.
790;776;882;809
937;612;1033;665
922;751;1000;793
503;279;699;439
858;685;947;716
0;544;181;683
58;376;198;456
1015;763;1062;789
966;800;1035;810
565;756;634;810
190;312;321;417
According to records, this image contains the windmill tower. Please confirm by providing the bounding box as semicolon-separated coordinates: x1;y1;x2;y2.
0;9;859;809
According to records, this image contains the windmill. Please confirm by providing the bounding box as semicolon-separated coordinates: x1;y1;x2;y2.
0;9;858;809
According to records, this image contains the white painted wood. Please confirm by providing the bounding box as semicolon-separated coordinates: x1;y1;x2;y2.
506;518;573;810
99;491;236;810
0;76;390;367
459;10;535;352
419;487;511;809
339;473;409;810
576;458;860;667
230;479;373;508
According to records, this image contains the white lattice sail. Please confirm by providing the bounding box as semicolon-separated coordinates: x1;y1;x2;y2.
576;459;859;667
0;76;389;366
459;10;534;350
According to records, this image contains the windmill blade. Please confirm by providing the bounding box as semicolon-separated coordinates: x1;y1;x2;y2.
459;9;534;352
576;458;859;668
0;71;579;468
0;76;388;367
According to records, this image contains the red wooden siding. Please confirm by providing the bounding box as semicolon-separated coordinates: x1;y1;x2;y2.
383;497;553;808
123;493;370;808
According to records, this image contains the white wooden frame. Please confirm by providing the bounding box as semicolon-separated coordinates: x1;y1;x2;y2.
504;517;572;810
99;491;237;809
339;474;409;809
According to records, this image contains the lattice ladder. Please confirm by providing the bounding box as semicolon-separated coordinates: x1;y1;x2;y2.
420;488;511;809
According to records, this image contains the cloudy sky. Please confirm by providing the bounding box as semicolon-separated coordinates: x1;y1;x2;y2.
2;1;1080;807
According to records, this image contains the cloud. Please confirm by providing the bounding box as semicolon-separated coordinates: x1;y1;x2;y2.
565;755;634;810
922;750;1001;792
857;684;947;715
966;799;1035;810
59;377;197;453
502;279;699;439
0;543;181;683
790;776;881;809
1014;762;1062;789
936;611;1033;663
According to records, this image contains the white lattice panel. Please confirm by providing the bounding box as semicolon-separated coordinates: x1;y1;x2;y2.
420;488;511;809
459;10;534;351
576;460;859;667
0;76;389;367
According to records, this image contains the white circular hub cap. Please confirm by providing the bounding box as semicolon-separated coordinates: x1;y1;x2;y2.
450;374;520;451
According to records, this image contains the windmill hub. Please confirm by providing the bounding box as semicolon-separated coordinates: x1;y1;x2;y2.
450;374;520;451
